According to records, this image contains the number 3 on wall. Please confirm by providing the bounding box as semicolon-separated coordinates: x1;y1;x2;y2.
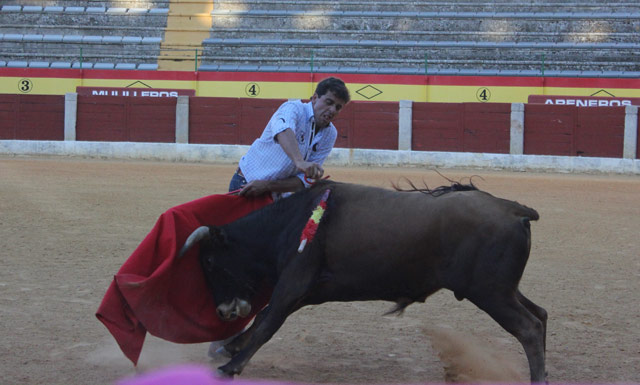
19;79;33;93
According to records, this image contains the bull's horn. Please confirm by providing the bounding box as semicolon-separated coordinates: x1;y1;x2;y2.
177;226;210;258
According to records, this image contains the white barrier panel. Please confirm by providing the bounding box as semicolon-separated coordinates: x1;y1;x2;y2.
1;140;639;175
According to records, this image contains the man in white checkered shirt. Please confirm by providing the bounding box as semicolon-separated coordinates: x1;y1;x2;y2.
209;78;350;358
229;77;350;199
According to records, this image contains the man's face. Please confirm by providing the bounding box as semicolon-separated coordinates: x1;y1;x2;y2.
311;90;347;128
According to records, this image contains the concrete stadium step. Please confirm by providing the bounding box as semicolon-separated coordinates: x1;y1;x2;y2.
209;11;640;36
0;5;169;14
197;53;640;73
0;24;165;38
0;33;162;44
195;62;640;78
212;0;640;13
197;55;640;74
201;37;640;53
209;9;640;20
0;8;168;30
199;41;640;72
209;27;639;44
0;39;161;63
0;60;158;70
0;1;170;9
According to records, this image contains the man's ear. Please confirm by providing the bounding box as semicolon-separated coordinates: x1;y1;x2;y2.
209;226;227;246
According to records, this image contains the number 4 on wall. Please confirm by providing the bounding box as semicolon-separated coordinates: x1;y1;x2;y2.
245;83;260;97
476;87;491;102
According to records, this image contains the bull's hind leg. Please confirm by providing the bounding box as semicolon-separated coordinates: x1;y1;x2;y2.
517;290;548;352
467;292;546;383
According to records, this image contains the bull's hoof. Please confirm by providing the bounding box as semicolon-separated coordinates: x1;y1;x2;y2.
215;368;234;379
217;363;241;378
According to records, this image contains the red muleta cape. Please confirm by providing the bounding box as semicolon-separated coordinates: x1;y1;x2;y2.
96;193;273;365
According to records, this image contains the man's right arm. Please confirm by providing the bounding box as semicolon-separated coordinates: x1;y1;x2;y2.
275;128;324;180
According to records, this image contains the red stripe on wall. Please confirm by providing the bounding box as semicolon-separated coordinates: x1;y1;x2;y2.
543;77;640;90
428;76;542;87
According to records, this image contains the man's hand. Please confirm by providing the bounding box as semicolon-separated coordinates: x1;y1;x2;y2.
275;129;324;180
238;180;271;197
295;160;324;180
238;177;305;197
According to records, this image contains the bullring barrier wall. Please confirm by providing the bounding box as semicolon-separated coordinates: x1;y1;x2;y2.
0;93;638;174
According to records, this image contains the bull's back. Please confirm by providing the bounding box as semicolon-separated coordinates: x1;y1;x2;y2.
323;183;534;251
315;183;537;301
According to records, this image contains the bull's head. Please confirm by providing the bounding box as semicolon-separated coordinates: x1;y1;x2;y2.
179;226;257;321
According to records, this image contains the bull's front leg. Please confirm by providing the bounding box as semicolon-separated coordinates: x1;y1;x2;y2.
217;254;320;377
223;298;307;357
221;307;267;356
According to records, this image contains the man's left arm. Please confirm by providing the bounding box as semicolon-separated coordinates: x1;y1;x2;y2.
238;176;304;197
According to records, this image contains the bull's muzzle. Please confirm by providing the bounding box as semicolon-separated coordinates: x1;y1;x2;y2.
216;298;251;321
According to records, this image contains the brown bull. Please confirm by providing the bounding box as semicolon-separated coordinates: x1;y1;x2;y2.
179;180;547;382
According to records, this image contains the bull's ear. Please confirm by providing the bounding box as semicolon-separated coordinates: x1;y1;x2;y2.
210;226;228;246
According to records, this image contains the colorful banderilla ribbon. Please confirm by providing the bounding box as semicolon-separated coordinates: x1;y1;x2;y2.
298;188;331;253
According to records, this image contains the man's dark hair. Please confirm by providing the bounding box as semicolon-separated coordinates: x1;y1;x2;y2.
315;77;350;103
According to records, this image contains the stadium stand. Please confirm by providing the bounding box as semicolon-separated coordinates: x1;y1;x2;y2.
201;1;640;76
1;0;639;76
0;1;170;70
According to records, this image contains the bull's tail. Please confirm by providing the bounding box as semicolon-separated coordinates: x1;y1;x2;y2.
177;226;210;258
520;205;540;221
502;198;539;222
514;204;538;235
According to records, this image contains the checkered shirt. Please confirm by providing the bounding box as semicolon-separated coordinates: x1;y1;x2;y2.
239;99;337;188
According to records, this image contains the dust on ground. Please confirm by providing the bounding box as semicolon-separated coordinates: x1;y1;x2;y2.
1;155;639;385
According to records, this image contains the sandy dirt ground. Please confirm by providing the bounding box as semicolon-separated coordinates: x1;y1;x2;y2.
1;155;639;385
